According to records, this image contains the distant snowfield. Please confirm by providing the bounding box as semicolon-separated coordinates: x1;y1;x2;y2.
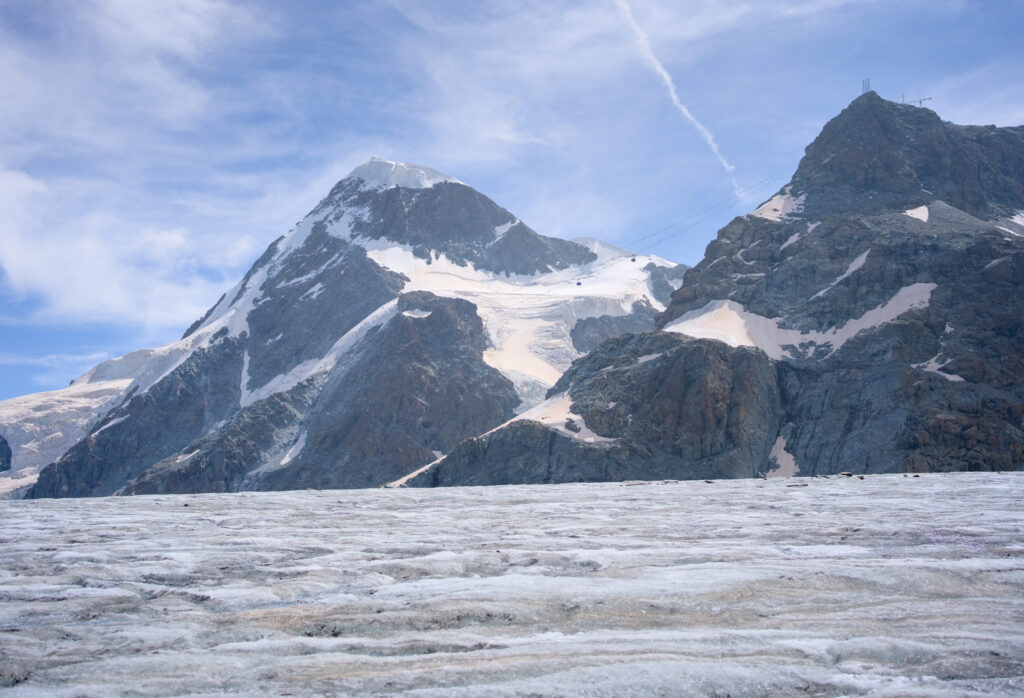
0;378;133;480
2;473;1022;696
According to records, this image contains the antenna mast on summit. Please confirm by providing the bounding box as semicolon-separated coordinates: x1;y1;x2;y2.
901;93;933;107
862;78;870;94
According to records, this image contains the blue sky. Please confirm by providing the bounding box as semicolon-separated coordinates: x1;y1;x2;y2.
1;0;1022;400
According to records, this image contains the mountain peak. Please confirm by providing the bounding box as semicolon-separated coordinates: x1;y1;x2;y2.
789;92;1024;219
346;157;462;190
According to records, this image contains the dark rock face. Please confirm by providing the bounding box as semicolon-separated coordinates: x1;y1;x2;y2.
259;292;519;490
30;341;247;498
0;435;10;472
312;178;596;275
407;333;782;486
652;204;1024;477
570;300;659;354
121;292;518;495
27;210;416;499
243;226;406;390
644;262;688;306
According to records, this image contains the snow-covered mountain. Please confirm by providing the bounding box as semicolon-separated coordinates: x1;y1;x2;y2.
405;93;1024;486
4;158;685;498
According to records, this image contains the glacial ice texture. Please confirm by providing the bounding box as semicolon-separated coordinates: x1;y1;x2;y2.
1;473;1022;696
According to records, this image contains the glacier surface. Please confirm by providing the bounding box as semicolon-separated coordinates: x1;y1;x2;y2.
1;472;1021;695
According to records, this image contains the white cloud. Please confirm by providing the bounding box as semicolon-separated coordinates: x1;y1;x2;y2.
0;175;231;334
0;0;281;335
88;0;257;61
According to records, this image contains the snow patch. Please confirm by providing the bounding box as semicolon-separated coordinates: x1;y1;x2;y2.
636;353;663;364
508;393;617;445
904;205;929;222
751;187;805;221
663;283;937;360
492;220;517;242
811;249;870;299
392;391;622;486
984;257;1009;270
734;240;761;265
387;452;447;488
766;436;800;478
173;450;197;464
299;283;325;302
401;309;433;319
663;301;796;360
92;414;128;437
280;433;306;466
573;238;676;269
913;354;965;382
0;465;39;499
781;221;819;251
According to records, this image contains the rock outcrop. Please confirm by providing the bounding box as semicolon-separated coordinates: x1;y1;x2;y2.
0;436;10;472
406;332;781;486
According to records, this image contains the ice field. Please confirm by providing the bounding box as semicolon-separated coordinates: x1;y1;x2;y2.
1;472;1022;695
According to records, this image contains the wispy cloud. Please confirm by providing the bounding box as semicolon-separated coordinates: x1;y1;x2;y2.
0;350;113;387
0;351;111;369
614;0;737;193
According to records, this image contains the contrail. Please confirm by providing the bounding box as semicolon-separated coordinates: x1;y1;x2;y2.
615;0;740;196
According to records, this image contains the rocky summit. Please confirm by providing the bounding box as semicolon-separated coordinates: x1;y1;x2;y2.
406;93;1024;487
2;159;684;498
